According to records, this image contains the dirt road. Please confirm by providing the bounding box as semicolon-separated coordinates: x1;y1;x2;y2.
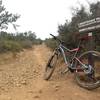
0;44;100;100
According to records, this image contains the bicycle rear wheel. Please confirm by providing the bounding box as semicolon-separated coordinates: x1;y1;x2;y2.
75;51;100;90
44;51;58;80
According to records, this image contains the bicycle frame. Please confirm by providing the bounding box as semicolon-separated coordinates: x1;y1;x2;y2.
50;33;90;72
57;42;87;72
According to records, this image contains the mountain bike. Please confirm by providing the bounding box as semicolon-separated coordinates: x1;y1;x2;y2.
44;34;100;90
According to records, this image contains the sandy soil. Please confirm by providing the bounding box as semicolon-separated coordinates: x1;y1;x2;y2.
0;44;100;100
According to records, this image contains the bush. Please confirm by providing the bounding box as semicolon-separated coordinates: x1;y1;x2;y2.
0;31;43;54
33;38;43;45
19;40;33;49
45;38;57;50
0;40;22;53
96;46;100;52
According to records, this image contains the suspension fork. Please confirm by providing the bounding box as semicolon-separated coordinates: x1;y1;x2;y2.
59;47;70;66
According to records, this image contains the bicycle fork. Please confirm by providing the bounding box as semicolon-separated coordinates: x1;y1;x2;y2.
59;47;71;74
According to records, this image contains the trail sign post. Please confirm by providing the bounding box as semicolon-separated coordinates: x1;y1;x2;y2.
78;18;100;67
78;17;100;50
88;32;93;50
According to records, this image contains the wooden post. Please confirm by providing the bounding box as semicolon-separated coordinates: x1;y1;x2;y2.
88;32;93;50
88;32;94;67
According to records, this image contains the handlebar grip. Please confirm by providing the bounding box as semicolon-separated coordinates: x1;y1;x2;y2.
50;34;56;39
50;34;55;37
50;34;53;36
50;34;64;44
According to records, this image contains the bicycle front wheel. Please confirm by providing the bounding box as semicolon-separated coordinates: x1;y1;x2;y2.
44;51;58;80
75;51;100;90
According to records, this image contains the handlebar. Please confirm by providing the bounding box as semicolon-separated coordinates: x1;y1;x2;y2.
50;34;64;44
50;34;56;39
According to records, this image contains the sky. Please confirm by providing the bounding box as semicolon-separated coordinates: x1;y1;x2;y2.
3;0;99;39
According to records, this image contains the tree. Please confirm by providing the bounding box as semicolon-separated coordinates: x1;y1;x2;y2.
57;6;89;48
0;0;20;30
57;1;100;50
90;1;100;18
28;31;36;41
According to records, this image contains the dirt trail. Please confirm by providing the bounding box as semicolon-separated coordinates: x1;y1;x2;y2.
0;44;100;100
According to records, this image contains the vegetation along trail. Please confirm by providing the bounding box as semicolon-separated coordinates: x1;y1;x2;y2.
0;44;100;100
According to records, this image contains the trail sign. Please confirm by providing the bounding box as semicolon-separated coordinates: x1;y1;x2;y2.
78;17;100;33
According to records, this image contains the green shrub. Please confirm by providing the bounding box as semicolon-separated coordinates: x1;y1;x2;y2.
19;40;33;49
45;38;57;50
0;40;22;53
96;46;100;52
33;38;43;45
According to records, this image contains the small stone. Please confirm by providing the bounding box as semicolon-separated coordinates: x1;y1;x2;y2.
16;83;21;87
4;88;9;92
54;84;60;89
34;95;40;98
7;97;12;100
21;80;27;85
33;70;38;73
74;93;79;96
55;85;60;88
55;88;59;91
97;94;100;97
54;85;60;92
38;90;42;93
28;90;34;94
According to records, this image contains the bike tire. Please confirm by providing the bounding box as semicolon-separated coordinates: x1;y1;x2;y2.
44;52;58;80
75;51;100;90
